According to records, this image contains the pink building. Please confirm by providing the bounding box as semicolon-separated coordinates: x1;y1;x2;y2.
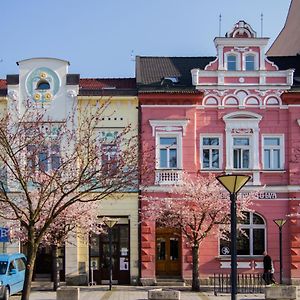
137;21;300;285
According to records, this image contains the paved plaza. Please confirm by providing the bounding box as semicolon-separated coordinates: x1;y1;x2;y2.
10;285;265;300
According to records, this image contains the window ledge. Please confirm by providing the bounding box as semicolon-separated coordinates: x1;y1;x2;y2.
261;169;286;173
200;169;223;173
217;255;263;260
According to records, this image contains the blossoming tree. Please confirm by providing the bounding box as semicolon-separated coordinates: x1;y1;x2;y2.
142;173;253;291
0;98;138;300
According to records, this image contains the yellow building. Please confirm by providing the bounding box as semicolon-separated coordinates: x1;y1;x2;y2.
1;59;139;285
71;78;139;285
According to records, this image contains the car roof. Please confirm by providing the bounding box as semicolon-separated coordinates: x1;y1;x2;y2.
0;253;26;261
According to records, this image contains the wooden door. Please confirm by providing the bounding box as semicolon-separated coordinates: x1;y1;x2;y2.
156;228;181;277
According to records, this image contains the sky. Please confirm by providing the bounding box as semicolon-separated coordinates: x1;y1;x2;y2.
0;0;291;79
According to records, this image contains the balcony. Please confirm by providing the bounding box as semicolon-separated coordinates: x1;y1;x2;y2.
155;169;183;185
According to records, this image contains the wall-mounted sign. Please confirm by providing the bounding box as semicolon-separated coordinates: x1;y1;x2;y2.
120;257;129;271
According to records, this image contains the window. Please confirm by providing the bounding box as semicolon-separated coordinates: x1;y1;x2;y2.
27;143;60;172
0;261;7;275
101;144;119;173
16;258;26;271
97;129;121;173
220;212;266;256
201;136;222;169
36;80;50;90
245;55;255;71
263;136;284;169
233;137;250;169
227;55;237;71
159;137;178;168
8;261;15;274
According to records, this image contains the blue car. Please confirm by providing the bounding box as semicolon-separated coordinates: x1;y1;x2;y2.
0;253;26;300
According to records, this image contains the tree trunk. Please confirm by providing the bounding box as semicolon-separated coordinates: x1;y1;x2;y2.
52;245;60;291
21;241;38;300
192;244;200;291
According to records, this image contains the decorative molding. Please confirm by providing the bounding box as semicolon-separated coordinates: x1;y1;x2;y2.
67;89;77;98
8;90;18;101
149;119;189;136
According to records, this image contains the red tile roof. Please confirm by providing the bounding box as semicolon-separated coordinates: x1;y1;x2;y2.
80;78;136;90
0;80;7;89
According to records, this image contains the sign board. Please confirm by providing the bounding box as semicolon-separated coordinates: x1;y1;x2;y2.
0;228;9;243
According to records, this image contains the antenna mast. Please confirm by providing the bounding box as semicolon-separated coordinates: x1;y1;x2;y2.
219;14;222;36
260;13;264;37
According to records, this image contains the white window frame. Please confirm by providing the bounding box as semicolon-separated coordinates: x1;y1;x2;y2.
243;52;258;71
156;132;182;169
225;52;240;71
200;134;223;170
220;212;266;257
223;111;262;171
262;134;284;170
232;136;251;169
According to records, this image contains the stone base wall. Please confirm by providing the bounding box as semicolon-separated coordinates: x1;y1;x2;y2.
65;274;88;286
140;278;157;286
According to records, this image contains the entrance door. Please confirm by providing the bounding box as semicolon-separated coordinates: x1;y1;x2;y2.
89;224;130;284
156;228;181;277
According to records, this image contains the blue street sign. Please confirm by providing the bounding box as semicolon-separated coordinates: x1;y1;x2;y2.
0;227;9;242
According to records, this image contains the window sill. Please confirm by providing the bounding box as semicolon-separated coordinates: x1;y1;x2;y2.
217;255;263;260
200;169;223;173
261;169;286;173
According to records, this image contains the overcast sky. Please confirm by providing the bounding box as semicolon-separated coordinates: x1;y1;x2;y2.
0;0;291;78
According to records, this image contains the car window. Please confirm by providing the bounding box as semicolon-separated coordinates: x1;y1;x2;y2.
8;261;16;273
16;258;26;271
0;261;7;274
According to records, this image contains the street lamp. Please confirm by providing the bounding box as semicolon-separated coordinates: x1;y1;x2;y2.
216;174;251;300
273;218;287;284
103;217;118;290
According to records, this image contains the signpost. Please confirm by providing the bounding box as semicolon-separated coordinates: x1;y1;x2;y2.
0;228;9;243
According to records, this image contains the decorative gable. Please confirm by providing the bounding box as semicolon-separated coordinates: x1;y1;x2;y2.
191;21;294;108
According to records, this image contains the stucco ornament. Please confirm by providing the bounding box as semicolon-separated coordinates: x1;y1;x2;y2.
26;67;60;104
8;90;18;101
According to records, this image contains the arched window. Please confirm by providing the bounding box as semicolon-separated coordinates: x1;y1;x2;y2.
245;55;255;71
227;55;237;71
220;212;266;256
36;80;50;90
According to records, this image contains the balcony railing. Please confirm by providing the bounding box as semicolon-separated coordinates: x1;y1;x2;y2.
155;169;183;185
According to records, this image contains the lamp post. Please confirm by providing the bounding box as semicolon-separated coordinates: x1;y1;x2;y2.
216;174;251;300
273;218;286;284
103;217;118;290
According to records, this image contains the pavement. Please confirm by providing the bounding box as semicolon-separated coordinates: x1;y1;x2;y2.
10;283;266;300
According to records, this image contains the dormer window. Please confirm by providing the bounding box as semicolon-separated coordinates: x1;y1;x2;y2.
36;80;50;90
227;55;237;71
245;55;255;71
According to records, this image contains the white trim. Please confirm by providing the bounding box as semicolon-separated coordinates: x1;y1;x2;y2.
219;212;266;257
262;134;285;170
149;119;189;137
224;51;241;71
243;51;259;71
200;134;223;170
155;132;182;170
223;112;262;177
264;95;282;106
140;184;300;193
142;105;196;108
214;37;270;48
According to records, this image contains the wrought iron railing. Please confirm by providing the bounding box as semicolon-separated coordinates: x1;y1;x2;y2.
213;273;264;295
